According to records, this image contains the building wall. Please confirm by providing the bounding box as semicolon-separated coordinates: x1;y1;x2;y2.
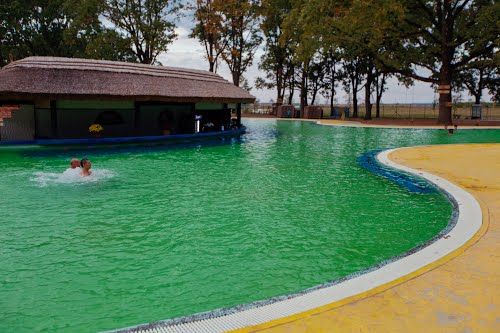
137;103;194;135
35;108;52;138
56;108;135;138
0;105;35;141
1;100;235;141
195;102;224;110
55;100;136;138
195;103;231;131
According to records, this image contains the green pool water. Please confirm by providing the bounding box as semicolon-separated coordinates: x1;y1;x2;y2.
0;120;498;332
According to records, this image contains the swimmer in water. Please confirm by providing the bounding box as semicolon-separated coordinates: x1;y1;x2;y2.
70;158;80;169
62;158;81;176
80;158;92;177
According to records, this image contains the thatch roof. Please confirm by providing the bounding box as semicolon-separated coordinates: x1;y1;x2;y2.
0;57;255;103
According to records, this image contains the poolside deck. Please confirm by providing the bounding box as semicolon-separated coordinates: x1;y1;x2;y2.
234;143;500;332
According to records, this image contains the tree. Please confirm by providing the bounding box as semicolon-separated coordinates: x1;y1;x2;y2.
0;0;137;66
84;29;138;62
296;58;310;110
485;65;500;103
280;0;324;109
307;53;326;105
256;0;293;103
320;48;342;112
215;0;262;86
191;0;226;72
104;0;182;64
341;55;364;118
377;0;499;124
456;53;499;104
0;1;31;66
284;57;296;104
240;76;253;92
373;69;389;118
331;0;402;120
1;0;102;65
285;0;499;124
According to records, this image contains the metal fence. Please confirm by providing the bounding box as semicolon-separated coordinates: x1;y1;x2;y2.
243;103;500;120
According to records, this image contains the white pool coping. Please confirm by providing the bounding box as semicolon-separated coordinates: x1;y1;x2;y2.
114;147;482;333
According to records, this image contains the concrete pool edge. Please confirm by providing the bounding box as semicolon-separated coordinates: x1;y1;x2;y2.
110;147;485;333
315;119;500;129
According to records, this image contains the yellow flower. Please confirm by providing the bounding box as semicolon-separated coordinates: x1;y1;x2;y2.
89;124;104;133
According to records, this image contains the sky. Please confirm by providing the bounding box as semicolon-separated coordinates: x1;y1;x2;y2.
157;16;486;105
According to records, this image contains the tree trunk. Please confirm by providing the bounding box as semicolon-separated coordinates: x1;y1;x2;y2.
300;68;307;112
364;86;372;120
376;91;382;118
276;67;284;104
437;3;453;125
375;73;385;118
330;89;334;111
375;77;381;118
475;69;483;104
474;94;481;105
287;65;295;104
438;89;452;124
310;84;318;105
437;65;452;125
232;71;240;87
352;92;358;118
364;67;373;120
351;75;359;118
208;41;216;72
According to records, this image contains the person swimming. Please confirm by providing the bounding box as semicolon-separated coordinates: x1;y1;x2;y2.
80;158;92;177
62;158;82;177
70;158;80;169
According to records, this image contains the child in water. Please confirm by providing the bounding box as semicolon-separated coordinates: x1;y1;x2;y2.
62;158;81;177
80;158;92;177
70;158;80;169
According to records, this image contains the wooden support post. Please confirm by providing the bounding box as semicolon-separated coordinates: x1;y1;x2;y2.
50;100;58;138
133;102;140;132
236;103;242;128
223;103;229;130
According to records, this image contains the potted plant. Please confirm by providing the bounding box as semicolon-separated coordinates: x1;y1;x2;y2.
89;123;104;138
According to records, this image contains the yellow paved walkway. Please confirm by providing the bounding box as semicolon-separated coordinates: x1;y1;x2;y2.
234;143;500;333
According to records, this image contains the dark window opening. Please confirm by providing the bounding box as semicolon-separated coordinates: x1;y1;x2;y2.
158;111;173;134
95;111;124;125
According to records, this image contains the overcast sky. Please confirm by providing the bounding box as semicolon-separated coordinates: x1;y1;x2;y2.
157;19;486;105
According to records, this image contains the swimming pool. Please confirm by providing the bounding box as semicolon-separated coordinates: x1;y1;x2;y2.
0;119;498;332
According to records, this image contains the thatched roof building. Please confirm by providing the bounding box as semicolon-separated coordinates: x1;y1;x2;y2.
0;57;253;144
0;57;255;103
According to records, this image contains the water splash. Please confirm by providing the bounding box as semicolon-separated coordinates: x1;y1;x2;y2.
31;168;116;187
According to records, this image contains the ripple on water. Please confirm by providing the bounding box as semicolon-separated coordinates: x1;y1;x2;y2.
0;120;499;332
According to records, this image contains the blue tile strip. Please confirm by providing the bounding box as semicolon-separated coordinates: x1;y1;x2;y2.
358;150;436;194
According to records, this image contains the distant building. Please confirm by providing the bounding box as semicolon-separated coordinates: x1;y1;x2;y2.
0;57;254;144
